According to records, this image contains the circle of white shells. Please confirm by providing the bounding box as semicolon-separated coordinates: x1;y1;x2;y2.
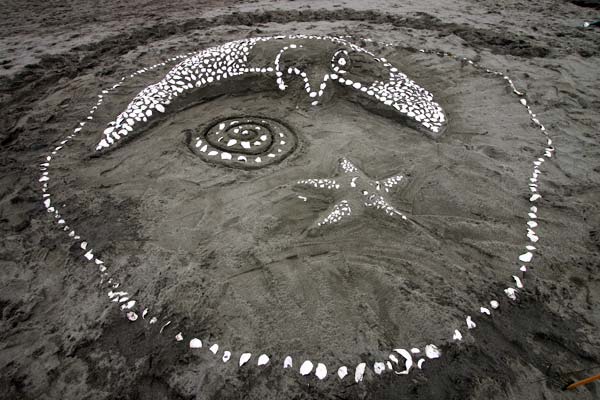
39;34;554;385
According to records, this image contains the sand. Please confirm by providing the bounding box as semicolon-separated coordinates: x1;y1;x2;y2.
1;1;599;399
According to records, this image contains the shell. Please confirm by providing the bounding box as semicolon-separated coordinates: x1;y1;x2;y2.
239;353;252;367
466;316;477;329
223;351;231;362
354;363;366;383
425;344;441;359
315;363;327;380
299;360;314;376
257;354;269;366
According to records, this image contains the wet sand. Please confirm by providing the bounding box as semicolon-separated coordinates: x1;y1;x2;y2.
1;1;599;399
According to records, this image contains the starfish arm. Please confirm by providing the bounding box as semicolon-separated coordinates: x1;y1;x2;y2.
295;178;340;190
317;200;352;227
364;195;408;220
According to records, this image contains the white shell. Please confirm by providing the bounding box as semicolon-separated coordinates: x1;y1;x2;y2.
337;366;348;380
189;338;202;348
283;356;293;369
480;307;491;315
209;344;219;354
393;348;412;374
425;344;441;359
505;287;517;300
315;363;327;380
513;275;524;288
300;360;314;376
466;316;477;329
239;353;251;367
519;252;533;263
354;363;366;383
126;311;138;321
223;351;231;362
453;329;463;340
175;332;183;342
373;362;386;375
257;354;269;366
490;300;500;309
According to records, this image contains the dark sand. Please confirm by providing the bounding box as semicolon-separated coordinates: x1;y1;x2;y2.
1;1;599;399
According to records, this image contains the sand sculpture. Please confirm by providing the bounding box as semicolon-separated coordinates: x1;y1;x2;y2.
39;35;554;384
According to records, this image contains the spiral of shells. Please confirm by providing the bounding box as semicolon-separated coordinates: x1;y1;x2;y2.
190;117;297;168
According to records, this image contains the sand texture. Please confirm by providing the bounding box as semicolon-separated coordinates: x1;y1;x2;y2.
1;1;599;399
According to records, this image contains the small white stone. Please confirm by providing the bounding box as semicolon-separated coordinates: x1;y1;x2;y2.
490;300;499;309
189;338;202;348
283;356;293;369
337;366;348;379
480;307;491;315
223;351;231;362
175;332;183;342
209;344;219;354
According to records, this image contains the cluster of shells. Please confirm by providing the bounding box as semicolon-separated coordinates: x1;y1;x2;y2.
39;36;554;383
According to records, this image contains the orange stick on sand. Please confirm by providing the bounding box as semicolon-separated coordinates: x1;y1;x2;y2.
565;372;600;390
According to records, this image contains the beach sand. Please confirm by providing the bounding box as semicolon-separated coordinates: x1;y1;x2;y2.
0;1;599;399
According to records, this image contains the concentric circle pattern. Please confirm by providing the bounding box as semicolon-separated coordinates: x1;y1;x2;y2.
190;117;297;168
